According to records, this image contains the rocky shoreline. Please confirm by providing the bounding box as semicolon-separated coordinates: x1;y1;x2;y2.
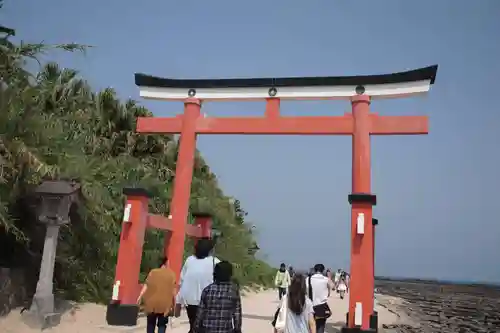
374;279;500;333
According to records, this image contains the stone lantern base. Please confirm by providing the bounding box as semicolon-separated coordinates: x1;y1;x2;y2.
22;311;61;330
21;223;62;329
21;294;62;330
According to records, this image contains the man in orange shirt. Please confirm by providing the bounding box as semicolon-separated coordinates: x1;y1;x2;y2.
137;257;176;333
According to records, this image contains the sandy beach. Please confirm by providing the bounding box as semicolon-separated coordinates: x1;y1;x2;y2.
0;289;403;333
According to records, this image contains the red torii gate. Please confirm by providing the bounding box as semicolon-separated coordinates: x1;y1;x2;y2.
122;65;437;332
106;187;213;326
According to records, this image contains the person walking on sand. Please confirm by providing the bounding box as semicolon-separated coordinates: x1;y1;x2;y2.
307;264;334;333
344;271;350;293
175;238;220;333
337;273;348;299
275;263;291;300
136;257;176;333
325;269;332;297
273;273;316;333
333;269;342;292
194;261;242;333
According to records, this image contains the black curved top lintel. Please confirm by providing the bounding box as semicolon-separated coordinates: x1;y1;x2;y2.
135;65;437;89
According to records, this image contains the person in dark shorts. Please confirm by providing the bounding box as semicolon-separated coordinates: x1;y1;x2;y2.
175;238;220;333
137;257;176;333
307;264;334;333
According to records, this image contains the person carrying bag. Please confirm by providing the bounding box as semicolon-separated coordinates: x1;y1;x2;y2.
274;263;291;300
308;264;333;333
272;274;315;333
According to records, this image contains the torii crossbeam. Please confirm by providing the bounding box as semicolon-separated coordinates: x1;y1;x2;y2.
126;65;437;332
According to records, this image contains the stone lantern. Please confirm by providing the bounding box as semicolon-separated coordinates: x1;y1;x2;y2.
22;179;80;329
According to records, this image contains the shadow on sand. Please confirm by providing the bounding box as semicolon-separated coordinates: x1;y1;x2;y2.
243;314;345;333
242;313;274;321
325;320;345;333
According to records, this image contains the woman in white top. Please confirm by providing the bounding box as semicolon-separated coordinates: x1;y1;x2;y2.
333;269;342;290
275;273;315;333
176;238;220;333
337;275;347;299
307;264;334;333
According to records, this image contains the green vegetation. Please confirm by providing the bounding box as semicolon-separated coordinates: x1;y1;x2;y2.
0;8;275;303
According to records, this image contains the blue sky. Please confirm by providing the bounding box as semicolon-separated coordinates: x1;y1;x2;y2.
5;0;500;283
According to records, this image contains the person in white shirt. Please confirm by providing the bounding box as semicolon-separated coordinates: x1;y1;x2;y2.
175;238;220;333
307;264;334;333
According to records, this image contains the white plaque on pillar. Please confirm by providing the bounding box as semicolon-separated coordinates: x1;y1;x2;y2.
123;203;132;223
355;302;363;326
111;281;120;301
357;213;365;234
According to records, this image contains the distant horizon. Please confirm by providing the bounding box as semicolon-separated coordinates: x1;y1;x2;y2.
286;267;500;286
263;257;500;285
273;265;500;286
374;275;500;287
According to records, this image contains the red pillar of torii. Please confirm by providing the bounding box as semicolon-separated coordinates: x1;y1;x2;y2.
131;65;437;332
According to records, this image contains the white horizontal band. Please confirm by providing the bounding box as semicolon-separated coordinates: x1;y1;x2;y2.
139;79;432;101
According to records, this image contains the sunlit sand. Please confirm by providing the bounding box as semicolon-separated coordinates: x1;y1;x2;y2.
0;289;405;333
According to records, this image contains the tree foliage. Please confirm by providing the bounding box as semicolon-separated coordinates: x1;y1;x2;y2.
0;12;275;303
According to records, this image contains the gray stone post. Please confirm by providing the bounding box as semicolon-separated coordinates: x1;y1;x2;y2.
22;224;61;329
33;224;59;312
